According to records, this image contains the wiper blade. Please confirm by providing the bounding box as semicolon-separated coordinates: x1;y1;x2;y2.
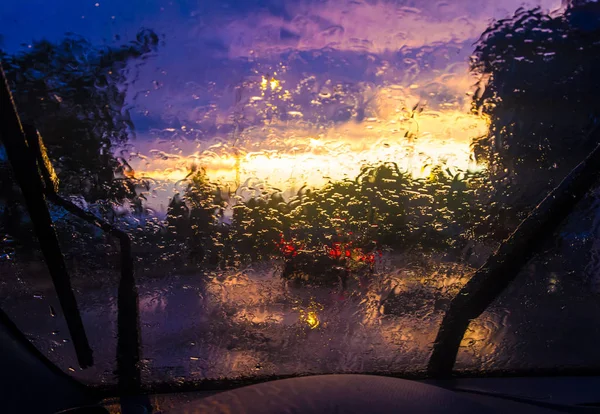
428;124;600;377
0;64;93;368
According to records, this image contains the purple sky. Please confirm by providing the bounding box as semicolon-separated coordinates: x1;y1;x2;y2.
1;0;563;210
1;0;562;131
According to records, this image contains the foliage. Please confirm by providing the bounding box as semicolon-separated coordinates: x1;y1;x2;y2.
166;167;227;265
471;3;600;218
0;29;159;202
179;162;493;284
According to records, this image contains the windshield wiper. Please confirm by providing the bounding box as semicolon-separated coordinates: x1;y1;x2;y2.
23;124;141;395
428;123;600;377
0;64;94;369
0;64;141;394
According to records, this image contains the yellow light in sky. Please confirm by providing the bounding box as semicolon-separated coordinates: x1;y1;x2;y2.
261;75;280;91
305;311;320;329
133;109;489;193
131;70;491;202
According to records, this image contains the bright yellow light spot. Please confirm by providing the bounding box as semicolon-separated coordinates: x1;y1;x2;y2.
269;78;280;90
261;75;280;91
131;77;491;194
305;311;320;329
308;138;323;148
138;168;189;181
132;109;489;191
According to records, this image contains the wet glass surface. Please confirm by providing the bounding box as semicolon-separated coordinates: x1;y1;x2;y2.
0;142;117;384
456;187;600;372
3;0;600;384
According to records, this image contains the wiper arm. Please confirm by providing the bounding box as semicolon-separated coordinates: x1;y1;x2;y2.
428;124;600;377
24;125;141;394
0;64;94;368
0;63;141;394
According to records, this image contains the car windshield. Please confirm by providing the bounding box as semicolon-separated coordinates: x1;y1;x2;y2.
2;0;600;387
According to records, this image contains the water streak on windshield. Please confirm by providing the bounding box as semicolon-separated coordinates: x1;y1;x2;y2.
3;0;600;385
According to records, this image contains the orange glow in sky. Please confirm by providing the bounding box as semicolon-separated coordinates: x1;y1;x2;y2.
131;106;488;192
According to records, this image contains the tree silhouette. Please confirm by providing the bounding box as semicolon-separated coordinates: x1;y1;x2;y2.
0;29;159;202
166;167;226;265
471;2;600;223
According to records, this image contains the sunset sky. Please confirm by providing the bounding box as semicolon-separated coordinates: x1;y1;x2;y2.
1;0;563;208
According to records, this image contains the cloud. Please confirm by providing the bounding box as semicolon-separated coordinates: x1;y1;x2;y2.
126;0;561;127
193;0;563;57
123;0;562;200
